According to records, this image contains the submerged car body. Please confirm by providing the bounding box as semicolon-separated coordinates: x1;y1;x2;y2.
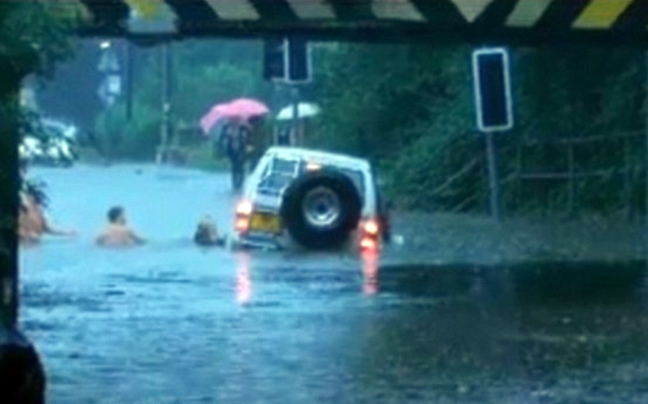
230;146;389;252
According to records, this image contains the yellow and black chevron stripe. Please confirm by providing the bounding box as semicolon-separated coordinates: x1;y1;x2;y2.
77;0;648;44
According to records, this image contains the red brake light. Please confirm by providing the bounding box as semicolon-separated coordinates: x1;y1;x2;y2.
360;237;376;251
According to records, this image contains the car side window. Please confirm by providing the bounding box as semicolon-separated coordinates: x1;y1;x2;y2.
258;157;298;192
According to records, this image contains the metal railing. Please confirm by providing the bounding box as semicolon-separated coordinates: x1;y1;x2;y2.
513;130;645;218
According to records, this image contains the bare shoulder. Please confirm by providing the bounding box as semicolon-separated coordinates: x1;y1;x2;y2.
127;228;146;244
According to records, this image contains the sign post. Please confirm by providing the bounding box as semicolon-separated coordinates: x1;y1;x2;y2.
285;37;311;146
472;47;513;221
97;41;121;108
263;36;312;146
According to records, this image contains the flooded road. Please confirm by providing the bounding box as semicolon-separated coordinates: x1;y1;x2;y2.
19;165;648;404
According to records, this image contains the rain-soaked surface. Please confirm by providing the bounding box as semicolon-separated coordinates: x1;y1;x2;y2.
19;164;648;404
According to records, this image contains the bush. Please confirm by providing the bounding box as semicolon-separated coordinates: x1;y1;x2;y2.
94;102;161;160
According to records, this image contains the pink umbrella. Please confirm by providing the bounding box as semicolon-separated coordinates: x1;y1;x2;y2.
200;104;230;135
200;98;269;136
227;98;270;117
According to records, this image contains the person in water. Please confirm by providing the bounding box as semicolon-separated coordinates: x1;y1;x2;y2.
193;215;224;247
18;203;40;244
18;171;76;244
20;192;76;238
96;206;146;247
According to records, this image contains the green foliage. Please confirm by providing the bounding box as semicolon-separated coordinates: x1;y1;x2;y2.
98;40;271;158
95;38;645;216
95;102;161;159
0;0;85;79
312;42;645;216
173;62;258;122
311;43;487;212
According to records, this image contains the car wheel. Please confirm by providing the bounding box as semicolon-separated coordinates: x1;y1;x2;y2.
280;169;362;250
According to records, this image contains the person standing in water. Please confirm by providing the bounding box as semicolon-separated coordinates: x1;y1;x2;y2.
96;206;146;247
18;159;76;244
218;118;250;191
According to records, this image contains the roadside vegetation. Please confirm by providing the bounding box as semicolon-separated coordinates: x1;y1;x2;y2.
97;40;644;217
11;1;646;218
311;44;645;217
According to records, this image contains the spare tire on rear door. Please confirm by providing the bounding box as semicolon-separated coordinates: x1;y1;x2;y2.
280;169;362;250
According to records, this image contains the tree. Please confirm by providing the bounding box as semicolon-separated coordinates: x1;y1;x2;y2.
310;42;645;215
0;0;84;330
95;39;272;159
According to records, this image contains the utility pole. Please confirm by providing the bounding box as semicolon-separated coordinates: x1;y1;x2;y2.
124;41;133;121
291;86;300;146
157;43;172;164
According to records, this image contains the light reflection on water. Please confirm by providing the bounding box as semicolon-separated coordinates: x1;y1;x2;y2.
361;250;379;296
235;252;252;305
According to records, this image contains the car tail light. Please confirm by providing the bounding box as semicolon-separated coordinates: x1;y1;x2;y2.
363;220;379;236
360;237;376;251
235;200;253;234
359;219;380;251
236;200;253;216
236;218;249;232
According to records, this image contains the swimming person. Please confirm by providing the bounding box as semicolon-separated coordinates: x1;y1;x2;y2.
18;159;76;244
96;206;146;247
193;215;224;247
18;202;40;244
18;182;76;244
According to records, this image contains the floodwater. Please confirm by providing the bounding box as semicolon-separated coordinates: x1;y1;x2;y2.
19;164;648;404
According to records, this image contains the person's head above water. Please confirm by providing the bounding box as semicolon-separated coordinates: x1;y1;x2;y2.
107;206;126;224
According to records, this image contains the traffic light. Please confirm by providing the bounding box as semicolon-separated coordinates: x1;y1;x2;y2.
263;38;286;81
263;37;311;83
472;48;513;132
285;37;311;83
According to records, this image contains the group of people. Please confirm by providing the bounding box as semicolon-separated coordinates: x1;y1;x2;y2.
18;160;225;248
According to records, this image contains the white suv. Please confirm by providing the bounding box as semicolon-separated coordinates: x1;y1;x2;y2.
229;146;391;252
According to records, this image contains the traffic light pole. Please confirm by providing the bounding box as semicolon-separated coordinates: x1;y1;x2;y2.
291;86;300;146
124;41;133;121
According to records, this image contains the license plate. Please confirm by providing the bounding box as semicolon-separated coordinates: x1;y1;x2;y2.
249;213;281;233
